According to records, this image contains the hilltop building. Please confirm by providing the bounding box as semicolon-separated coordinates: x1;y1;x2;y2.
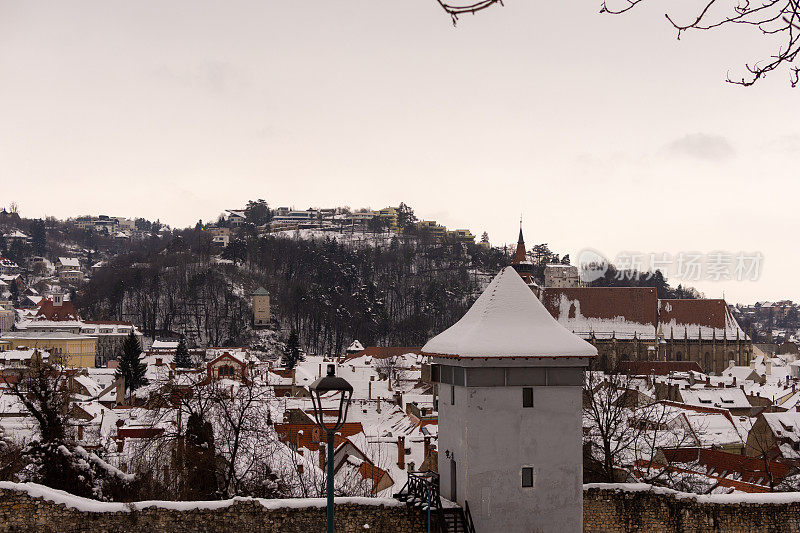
544;263;579;288
426;267;595;532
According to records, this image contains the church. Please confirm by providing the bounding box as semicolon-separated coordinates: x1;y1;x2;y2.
510;228;752;374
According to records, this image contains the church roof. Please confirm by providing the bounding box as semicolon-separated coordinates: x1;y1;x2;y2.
422;267;597;359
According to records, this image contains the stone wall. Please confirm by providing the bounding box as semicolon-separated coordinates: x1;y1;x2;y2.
585;483;800;532
0;484;427;533
6;482;800;532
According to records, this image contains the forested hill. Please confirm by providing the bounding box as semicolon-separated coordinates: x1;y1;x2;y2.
77;229;511;356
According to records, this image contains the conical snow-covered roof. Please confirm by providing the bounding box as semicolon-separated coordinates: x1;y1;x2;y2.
422;267;597;359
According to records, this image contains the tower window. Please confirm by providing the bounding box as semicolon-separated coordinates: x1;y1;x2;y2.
523;387;533;408
522;467;534;488
450;385;455;405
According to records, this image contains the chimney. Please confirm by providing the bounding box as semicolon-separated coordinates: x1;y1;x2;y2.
796;404;800;413
368;381;372;400
733;377;737;386
767;360;772;375
297;464;304;474
377;397;381;413
706;376;711;386
319;442;326;470
77;424;84;441
424;436;431;461
116;376;126;406
319;363;322;377
397;436;405;470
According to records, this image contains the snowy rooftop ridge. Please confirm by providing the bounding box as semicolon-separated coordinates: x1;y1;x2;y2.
422;267;597;359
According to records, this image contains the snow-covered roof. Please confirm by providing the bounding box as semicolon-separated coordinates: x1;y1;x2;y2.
57;257;80;267
347;340;364;352
151;339;179;350
680;388;751;410
422;267;597;359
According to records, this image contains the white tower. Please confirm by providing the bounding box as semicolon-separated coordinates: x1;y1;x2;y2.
423;267;596;533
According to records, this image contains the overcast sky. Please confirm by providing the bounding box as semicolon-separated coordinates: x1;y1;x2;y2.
1;1;796;304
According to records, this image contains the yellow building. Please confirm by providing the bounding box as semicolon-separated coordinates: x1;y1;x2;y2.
0;332;96;368
446;229;475;243
252;287;271;326
416;220;447;241
377;207;399;232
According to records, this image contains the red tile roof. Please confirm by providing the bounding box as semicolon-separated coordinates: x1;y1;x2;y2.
274;422;364;451
35;298;80;321
541;287;658;327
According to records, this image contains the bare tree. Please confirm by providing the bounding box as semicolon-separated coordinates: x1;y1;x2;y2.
583;371;694;484
435;0;505;26
601;0;800;86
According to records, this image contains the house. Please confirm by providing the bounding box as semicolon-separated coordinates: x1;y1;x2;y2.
56;257;81;273
544;263;580;288
746;410;800;463
204;351;249;383
59;269;84;284
0;258;20;276
225;210;247;227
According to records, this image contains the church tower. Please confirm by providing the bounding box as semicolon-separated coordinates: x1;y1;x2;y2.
510;226;539;294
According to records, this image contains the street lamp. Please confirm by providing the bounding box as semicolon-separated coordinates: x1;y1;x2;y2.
309;363;353;533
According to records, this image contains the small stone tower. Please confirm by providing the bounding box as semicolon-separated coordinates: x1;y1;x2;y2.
424;267;596;533
252;287;270;326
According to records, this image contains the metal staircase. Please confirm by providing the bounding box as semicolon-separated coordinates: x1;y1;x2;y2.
393;471;475;533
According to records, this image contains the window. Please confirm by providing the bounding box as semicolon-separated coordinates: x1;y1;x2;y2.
522;467;534;488
450;385;455;405
523;387;534;408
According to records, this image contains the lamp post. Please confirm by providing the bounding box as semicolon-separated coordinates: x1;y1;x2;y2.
309;363;353;533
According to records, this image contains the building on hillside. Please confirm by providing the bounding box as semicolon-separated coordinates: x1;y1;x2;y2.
0;331;95;368
377;207;399;232
426;267;595;533
445;229;475;243
0;258;20;276
544;263;579;288
540;287;751;373
56;257;81;273
416;220;447;241
202;351;250;383
80;321;142;367
0;301;14;332
252;287;270;326
225;210;247;227
59;269;85;284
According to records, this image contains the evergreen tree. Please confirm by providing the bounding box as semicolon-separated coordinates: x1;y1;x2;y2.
30;219;47;256
174;337;192;368
282;330;302;370
116;331;148;395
